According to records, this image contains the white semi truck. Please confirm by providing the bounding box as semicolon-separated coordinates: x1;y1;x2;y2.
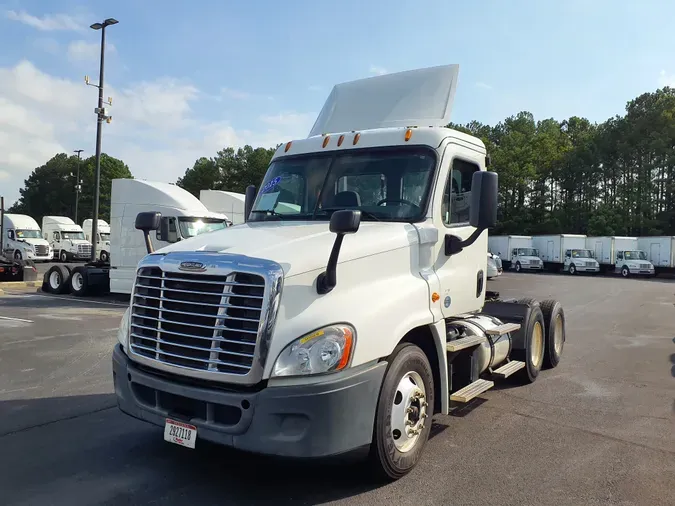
1;213;53;262
586;236;654;277
111;65;567;480
83;218;111;262
487;235;543;272
637;236;675;275
42;179;230;296
199;190;245;226
532;234;599;274
42;216;92;262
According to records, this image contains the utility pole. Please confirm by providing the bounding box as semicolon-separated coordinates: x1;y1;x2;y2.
73;149;83;223
86;17;117;263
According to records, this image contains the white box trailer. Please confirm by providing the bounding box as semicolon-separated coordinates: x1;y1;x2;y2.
487;235;543;272
637;236;675;272
585;236;654;277
532;234;599;274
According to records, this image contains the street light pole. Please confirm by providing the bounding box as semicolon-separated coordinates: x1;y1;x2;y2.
73;149;83;223
88;17;118;263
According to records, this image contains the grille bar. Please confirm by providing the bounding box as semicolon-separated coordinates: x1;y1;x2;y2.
130;266;265;376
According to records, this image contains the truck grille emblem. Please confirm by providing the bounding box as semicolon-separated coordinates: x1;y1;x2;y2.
179;261;206;272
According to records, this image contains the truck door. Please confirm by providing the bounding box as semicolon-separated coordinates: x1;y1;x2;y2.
547;241;554;262
650;243;660;266
433;150;487;317
593;241;603;263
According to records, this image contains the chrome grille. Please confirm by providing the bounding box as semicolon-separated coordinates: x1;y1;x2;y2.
77;244;91;256
585;261;594;267
530;259;541;265
35;245;49;256
639;263;651;269
130;266;265;375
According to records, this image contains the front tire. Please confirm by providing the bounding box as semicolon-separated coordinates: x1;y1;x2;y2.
59;250;68;263
515;262;522;273
621;266;630;278
100;250;109;263
568;264;576;275
369;343;434;481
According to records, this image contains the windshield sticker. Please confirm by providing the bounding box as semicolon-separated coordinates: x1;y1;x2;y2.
257;191;280;210
261;176;282;194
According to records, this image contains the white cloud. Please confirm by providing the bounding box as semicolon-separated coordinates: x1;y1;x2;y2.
67;40;117;62
33;38;61;55
476;81;492;90
657;70;675;88
220;87;252;100
5;10;84;31
0;60;314;206
369;65;388;76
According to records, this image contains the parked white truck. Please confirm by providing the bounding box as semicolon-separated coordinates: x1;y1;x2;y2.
487;235;543;272
199;190;245;226
532;234;599;274
83;218;111;262
637;236;675;274
1;213;53;262
42;216;92;262
111;65;567;480
586;236;654;277
42;179;230;296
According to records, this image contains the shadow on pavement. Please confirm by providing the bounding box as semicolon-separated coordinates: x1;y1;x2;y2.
0;394;387;505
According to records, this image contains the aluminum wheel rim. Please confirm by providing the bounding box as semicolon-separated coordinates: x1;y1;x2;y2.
570;265;575;273
531;321;544;368
391;371;427;453
49;271;61;289
72;272;83;291
554;313;564;355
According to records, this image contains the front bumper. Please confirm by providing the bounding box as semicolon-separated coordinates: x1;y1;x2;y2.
520;264;543;270
113;344;387;458
576;266;600;272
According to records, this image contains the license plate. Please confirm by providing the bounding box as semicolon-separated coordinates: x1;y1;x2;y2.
164;418;197;449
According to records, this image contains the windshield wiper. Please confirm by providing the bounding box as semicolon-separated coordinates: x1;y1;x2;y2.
320;207;382;222
250;209;283;218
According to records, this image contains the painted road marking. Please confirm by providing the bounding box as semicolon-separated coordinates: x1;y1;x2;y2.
0;316;34;323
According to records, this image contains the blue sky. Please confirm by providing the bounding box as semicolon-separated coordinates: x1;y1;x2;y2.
1;0;675;205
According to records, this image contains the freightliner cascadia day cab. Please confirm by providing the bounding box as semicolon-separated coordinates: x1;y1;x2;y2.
2;213;53;262
487;235;543;272
83;219;111;262
113;65;567;480
585;236;654;277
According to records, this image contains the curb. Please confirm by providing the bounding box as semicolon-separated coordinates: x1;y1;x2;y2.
0;281;42;296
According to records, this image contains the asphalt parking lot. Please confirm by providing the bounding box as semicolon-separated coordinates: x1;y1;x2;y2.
0;273;674;506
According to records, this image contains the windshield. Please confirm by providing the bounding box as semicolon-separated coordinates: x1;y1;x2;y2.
624;250;647;260
100;233;111;242
249;147;437;223
178;218;228;238
62;231;86;240
16;229;42;239
517;248;539;256
571;249;592;258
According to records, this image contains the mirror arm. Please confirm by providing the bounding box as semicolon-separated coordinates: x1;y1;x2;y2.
316;234;345;295
445;227;484;256
142;231;154;254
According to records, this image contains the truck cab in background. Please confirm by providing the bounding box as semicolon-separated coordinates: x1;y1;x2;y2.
2;213;53;262
42;216;92;262
83;219;111;262
563;248;600;275
614;250;654;277
112;64;567;480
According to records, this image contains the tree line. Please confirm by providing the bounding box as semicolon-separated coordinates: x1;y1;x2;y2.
8;86;675;236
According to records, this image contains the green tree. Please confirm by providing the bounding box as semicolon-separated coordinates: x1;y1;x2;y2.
176;157;220;197
9;153;133;224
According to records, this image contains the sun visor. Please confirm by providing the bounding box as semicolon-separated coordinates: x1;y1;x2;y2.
308;64;459;138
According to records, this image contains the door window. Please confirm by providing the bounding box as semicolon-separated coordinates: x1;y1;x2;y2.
54;232;60;242
442;159;479;226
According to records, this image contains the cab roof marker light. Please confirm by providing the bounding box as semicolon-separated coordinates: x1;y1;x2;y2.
337;135;345;147
284;141;292;152
405;129;413;141
353;132;361;145
322;136;331;148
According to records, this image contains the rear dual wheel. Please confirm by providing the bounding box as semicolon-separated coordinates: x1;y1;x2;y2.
512;298;546;383
44;265;72;294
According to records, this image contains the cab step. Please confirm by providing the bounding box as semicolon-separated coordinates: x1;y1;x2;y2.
450;379;494;403
446;334;486;352
492;360;526;379
485;322;521;336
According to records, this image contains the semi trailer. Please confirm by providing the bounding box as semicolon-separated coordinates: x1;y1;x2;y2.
111;64;567;480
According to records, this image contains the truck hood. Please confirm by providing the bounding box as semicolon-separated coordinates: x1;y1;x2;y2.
155;221;420;277
20;238;50;247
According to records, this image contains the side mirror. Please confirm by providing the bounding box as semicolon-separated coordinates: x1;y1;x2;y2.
445;171;498;256
135;212;161;231
135;212;161;254
469;170;498;230
159;217;179;243
244;185;256;223
316;210;361;295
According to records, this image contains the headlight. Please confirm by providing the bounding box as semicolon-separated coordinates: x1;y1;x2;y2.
117;307;131;350
272;324;355;378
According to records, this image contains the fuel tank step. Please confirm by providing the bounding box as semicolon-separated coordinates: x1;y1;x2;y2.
446;335;486;352
450;379;494;403
491;360;526;379
485;322;521;336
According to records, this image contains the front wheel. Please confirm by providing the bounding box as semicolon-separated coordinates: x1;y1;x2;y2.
59;250;68;263
515;262;522;273
568;264;576;275
621;266;630;278
100;250;109;263
369;343;434;481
